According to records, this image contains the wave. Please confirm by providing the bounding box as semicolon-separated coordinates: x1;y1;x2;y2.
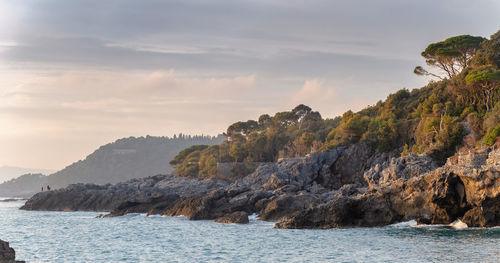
389;220;418;227
0;197;25;202
248;213;260;221
449;219;468;230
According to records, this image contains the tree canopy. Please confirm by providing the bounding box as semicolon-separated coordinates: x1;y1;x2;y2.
415;35;485;79
465;65;500;111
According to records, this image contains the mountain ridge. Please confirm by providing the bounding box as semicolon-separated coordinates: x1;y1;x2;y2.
0;166;56;184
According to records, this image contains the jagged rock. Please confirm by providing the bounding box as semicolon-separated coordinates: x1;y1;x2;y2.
275;153;500;229
275;193;398;229
461;200;500;228
241;148;344;191
20;145;500;229
259;194;321;221
214;211;249;224
325;144;397;189
163;195;217;220
105;194;181;217
160;187;270;220
0;239;24;263
364;153;437;186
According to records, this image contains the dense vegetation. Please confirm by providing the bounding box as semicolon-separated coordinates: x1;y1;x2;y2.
170;105;340;178
171;30;500;178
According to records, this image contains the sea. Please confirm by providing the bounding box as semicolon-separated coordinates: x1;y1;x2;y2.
1;198;499;262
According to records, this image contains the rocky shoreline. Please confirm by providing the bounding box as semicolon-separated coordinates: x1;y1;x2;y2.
0;239;24;263
21;145;500;228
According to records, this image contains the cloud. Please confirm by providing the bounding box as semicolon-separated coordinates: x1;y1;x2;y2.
288;79;385;118
0;70;260;169
290;79;336;107
0;69;257;113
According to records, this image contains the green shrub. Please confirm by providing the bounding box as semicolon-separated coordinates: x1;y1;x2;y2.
483;125;500;145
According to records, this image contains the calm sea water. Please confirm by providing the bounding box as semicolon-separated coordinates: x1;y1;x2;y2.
1;199;499;263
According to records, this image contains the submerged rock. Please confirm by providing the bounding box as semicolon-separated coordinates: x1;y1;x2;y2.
0;239;24;263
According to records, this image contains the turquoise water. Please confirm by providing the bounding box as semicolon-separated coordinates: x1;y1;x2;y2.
1;199;499;262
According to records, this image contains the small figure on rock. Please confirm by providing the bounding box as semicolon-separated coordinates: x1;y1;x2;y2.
47;185;51;191
41;186;44;192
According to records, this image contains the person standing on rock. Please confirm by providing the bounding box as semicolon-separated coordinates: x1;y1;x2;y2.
47;185;51;191
41;186;44;192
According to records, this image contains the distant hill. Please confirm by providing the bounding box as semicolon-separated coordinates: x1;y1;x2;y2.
0;166;55;183
0;134;225;197
0;173;47;197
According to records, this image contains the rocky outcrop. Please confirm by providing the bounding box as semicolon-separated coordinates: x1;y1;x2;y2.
21;175;228;212
278;152;500;228
276;193;398;229
21;147;500;228
327;144;397;189
364;153;437;186
239;148;344;192
0;239;24;263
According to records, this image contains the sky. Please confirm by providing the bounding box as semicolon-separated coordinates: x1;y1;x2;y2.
0;0;499;171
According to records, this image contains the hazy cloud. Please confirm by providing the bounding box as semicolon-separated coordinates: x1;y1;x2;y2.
289;79;337;113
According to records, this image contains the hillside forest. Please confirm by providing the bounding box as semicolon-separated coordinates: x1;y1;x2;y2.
171;30;500;178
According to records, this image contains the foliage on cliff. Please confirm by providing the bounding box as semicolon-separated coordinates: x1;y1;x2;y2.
172;30;500;178
170;105;340;178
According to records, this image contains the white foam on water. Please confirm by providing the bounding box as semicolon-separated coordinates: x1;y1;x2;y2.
450;219;468;230
147;214;162;218
248;213;260;221
388;220;450;229
389;220;418;227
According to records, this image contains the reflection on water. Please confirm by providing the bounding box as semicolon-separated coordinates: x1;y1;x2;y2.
0;200;499;262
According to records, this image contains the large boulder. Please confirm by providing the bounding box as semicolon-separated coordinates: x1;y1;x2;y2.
0;239;24;263
259;193;321;221
275;193;398;229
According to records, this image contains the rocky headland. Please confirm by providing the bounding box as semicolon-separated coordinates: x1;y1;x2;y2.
21;145;500;228
0;239;24;263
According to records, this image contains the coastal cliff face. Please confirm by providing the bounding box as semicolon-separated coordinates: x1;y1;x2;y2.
21;147;500;228
0;239;24;263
